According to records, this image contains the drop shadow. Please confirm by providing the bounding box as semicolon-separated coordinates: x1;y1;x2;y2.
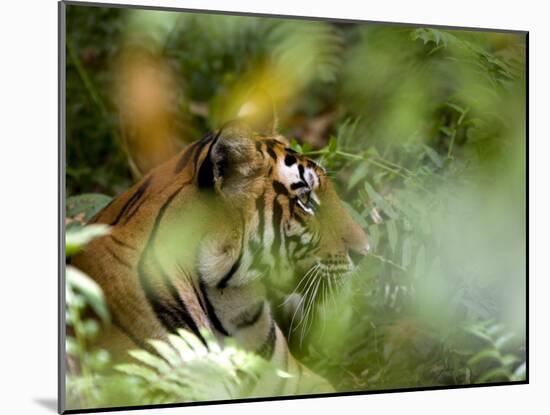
34;398;57;413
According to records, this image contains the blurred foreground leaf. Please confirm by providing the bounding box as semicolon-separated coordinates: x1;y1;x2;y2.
116;328;286;403
66;224;110;257
66;265;110;324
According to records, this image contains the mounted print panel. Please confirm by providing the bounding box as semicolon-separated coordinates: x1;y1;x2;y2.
59;1;528;413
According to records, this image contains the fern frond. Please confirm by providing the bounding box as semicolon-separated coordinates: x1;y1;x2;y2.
115;329;286;403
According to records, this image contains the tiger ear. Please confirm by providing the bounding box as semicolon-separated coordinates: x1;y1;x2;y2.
237;89;278;136
197;121;262;198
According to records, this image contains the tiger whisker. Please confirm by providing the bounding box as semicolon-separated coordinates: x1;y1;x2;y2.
294;266;320;320
284;263;319;305
301;277;322;343
295;263;320;292
288;265;320;340
320;280;329;337
328;275;338;309
299;273;321;345
295;268;318;323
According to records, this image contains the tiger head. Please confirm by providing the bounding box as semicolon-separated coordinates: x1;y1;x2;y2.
196;118;370;292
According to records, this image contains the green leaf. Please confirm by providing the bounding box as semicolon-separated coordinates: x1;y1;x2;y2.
467;349;501;366
347;163;369;190
494;332;515;349
401;237;412;269
177;328;208;356
66;224;110;257
66;193;112;226
147;339;181;367
464;326;494;344
117;329;282;402
477;368;511;383
66;265;110;323
128;350;171;373
167;333;196;362
115;363;158;382
341;201;369;229
66;337;79;355
512;362;526;381
500;354;519;367
414;245;427;278
386;221;398;253
423;145;444;168
82;319;100;339
200;328;222;353
439;126;454;137
328;136;338;153
368;225;380;251
290;138;303;154
364;182;397;219
446;102;466;114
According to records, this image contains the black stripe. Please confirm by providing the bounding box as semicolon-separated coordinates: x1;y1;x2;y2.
290;181;308;190
104;245;132;269
159;266;205;342
286;233;305;244
298;164;307;184
112;316;152;353
217;214;246;289
191;131;221;177
273;180;289;196
285;147;298;154
110;176;152;226
174;141;199;174
88;198;115;224
267;147;277;160
255;141;265;157
265;139;280;148
109;234;135;250
216;254;242;289
199;279;230;336
143;266;206;345
256;193;265;244
174;132;214;174
137;180;207;345
248;240;269;274
191;283;208;315
294;211;307;227
271;198;283;259
197;130;224;188
234;301;265;329
257;321;276;360
122;195;149;225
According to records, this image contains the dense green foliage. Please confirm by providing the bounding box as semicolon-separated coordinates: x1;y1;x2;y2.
65;4;526;410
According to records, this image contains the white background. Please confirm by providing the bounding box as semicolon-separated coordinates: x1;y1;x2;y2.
0;0;543;413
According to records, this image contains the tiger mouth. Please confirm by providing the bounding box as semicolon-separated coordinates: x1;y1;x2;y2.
318;258;353;277
286;260;353;342
294;259;353;298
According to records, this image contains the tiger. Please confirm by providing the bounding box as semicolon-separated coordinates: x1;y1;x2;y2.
70;116;370;397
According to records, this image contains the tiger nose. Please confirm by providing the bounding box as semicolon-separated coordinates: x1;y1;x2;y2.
351;242;371;256
343;221;370;256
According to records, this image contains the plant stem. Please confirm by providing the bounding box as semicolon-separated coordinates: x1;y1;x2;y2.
447;129;457;158
304;149;432;193
371;253;407;272
69;302;93;406
67;41;139;179
67;41;109;119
